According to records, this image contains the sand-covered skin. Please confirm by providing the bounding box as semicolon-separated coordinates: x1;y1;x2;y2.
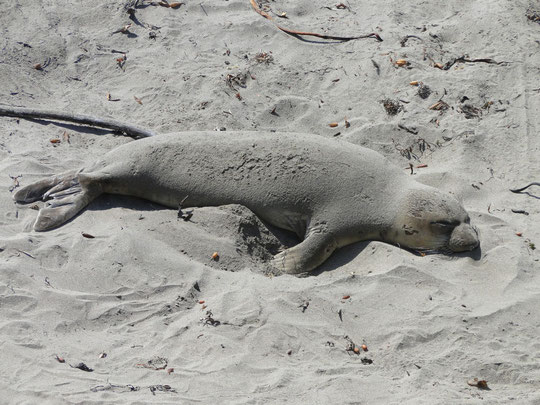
1;1;539;403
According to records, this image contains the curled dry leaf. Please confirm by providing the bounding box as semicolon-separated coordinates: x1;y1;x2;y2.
467;378;489;389
198;300;205;304
211;252;219;260
396;59;409;67
50;139;61;144
169;2;183;9
329;122;338;128
342;295;351;300
410;81;419;86
433;62;444;69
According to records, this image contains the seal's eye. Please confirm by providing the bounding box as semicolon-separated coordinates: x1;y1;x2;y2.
431;220;459;229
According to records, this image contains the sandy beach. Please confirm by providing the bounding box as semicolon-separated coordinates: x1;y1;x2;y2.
1;0;539;403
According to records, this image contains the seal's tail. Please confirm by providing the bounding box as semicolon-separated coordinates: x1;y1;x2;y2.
14;170;102;231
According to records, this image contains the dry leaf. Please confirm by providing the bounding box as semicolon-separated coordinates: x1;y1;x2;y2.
169;2;183;8
396;59;409;67
33;63;42;70
199;300;205;304
134;96;142;105
429;100;448;111
467;378;489;389
409;81;419;86
353;347;360;353
361;344;368;351
516;232;523;237
211;252;219;260
434;62;443;69
329;122;338;128
342;295;350;300
167;368;175;374
50;139;61;144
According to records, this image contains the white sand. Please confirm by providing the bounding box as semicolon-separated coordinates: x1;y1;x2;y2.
1;0;539;403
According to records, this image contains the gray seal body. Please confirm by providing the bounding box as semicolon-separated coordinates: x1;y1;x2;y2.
13;130;479;273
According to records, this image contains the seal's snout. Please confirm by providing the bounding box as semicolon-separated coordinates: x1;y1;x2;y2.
448;223;479;252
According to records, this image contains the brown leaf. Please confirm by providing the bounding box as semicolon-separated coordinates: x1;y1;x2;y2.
467;378;489;389
33;63;42;70
396;59;409;67
329;122;338;128
50;139;61;144
169;2;183;8
134;96;143;105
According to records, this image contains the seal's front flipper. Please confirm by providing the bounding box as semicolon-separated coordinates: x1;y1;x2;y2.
271;224;338;274
14;171;102;231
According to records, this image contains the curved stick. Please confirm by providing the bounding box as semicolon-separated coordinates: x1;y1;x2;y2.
249;0;382;42
0;106;156;138
509;182;540;193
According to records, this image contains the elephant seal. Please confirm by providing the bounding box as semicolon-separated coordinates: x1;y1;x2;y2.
2;106;479;274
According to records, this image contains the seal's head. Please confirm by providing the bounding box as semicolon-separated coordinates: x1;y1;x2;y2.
388;187;479;253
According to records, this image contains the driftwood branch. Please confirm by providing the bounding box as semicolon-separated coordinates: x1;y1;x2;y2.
0;106;156;138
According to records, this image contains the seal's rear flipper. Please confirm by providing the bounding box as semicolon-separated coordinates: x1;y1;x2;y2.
13;170;78;203
14;171;102;231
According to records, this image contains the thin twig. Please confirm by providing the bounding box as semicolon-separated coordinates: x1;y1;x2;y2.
510;182;540;193
250;0;382;42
